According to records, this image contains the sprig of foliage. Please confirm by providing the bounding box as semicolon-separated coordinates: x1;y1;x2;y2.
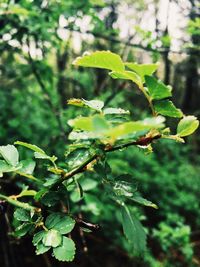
0;51;198;262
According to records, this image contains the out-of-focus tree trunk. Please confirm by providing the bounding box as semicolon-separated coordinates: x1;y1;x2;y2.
182;0;200;112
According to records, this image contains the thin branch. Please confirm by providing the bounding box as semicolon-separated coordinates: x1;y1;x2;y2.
52;134;161;189
0;193;40;212
65;26;198;55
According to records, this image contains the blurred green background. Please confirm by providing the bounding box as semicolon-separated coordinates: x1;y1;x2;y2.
0;0;199;266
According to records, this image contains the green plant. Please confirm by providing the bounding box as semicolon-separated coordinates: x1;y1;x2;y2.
0;51;198;262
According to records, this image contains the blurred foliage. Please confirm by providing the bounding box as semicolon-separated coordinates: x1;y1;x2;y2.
0;0;200;267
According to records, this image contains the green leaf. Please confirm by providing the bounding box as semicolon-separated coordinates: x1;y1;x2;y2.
80;178;98;191
20;159;36;174
14;208;31;222
82;99;104;111
145;76;172;100
45;213;75;235
106;116;165;139
92;115;109;133
125;62;158;82
89;0;105;6
15;141;45;154
68;115;109;133
15;141;57;163
53;237;76;262
68;98;104;111
17;189;37;198
113;181;136;198
66;148;90;169
109;70;142;88
0;145;19;166
0;160;21;176
154;100;183;118
36;242;51;255
41;191;60;207
73;51;124;72
15;223;33;237
131;194;158;209
33;231;46;246
42;229;62;248
177;116;199;137
121;205;146;253
103;107;130;115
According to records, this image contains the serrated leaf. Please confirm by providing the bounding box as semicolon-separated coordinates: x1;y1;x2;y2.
0;145;19;166
113;181;136;197
125;62;158;82
45;213;75;234
68;115;109;133
42;229;62;248
34;152;50;160
68;98;104;111
41;191;60;207
154;100;183;118
53;237;76;262
106;116;165;139
0;160;21;174
131;194;158;209
14;208;31;222
103;107;130;115
15;223;33;237
19;159;36;174
73;50;124;72
109;70;142;88
15;141;45;154
177;116;199;137
36;242;51;255
92;115;109;132
82;99;104;111
145;76;172;100
121;205;146;253
33;231;46;246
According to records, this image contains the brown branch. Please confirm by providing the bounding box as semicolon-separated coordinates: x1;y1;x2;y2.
52;134;161;189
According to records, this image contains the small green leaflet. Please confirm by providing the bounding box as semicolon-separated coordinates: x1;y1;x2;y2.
103;107;130;115
177;116;199;137
53;237;76;262
145;75;172;100
73;51;125;72
121;205;146;253
154;100;183;118
68;98;104;112
15;141;57;163
0;145;19;166
14;141;45;154
125;62;158;82
106;116;165;139
33;231;46;246
131;194;158;209
109;70;142;88
45;213;75;235
15;223;33;237
36;243;51;255
20;159;36;175
0;160;21;177
14;208;31;222
68;115;109;132
42;229;62;248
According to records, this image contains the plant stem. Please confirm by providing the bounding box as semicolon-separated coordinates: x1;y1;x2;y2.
52;134;161;189
0;193;40;212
